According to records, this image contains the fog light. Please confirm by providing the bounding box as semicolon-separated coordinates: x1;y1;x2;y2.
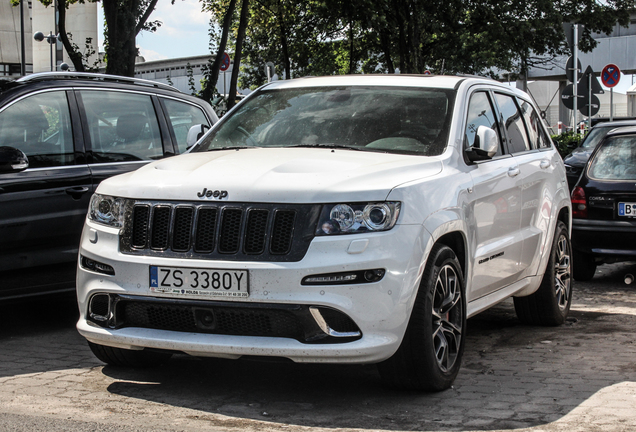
81;255;115;276
302;269;385;285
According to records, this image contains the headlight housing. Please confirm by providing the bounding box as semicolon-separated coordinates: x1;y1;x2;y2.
88;194;126;228
316;202;401;235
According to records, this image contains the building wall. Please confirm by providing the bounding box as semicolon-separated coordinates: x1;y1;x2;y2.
0;0;33;76
31;1;98;73
134;56;238;96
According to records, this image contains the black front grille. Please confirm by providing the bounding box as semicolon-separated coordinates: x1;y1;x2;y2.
120;201;320;262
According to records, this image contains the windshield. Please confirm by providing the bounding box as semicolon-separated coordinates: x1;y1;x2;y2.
580;126;611;149
193;86;456;156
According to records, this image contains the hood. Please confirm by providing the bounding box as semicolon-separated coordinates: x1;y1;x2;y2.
564;146;593;168
97;147;443;203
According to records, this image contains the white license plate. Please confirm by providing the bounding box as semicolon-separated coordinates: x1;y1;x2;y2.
618;202;636;217
150;266;249;298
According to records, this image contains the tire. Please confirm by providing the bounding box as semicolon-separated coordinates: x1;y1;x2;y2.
378;244;466;391
572;249;597;281
514;221;572;326
88;342;172;367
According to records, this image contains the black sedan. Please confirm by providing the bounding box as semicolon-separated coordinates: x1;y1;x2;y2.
571;126;636;280
564;120;636;190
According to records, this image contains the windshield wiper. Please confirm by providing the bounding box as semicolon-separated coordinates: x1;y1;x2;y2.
206;146;261;152
286;144;365;151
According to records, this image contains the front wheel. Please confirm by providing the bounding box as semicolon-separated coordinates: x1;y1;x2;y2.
514;221;572;326
378;244;466;391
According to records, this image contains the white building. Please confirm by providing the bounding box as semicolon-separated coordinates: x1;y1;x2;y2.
0;0;98;76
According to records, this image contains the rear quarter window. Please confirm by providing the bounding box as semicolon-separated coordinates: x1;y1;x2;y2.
589;135;636;180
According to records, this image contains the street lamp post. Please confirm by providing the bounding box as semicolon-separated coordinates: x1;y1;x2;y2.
33;31;58;71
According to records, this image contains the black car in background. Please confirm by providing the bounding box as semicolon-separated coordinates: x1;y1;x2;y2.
564;120;636;190
571;126;636;281
0;72;217;300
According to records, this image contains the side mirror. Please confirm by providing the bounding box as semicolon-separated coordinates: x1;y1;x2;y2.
186;124;210;149
465;126;499;162
0;146;29;173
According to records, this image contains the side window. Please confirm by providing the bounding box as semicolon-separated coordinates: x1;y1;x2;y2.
464;91;503;157
0;91;74;168
79;90;163;162
494;93;531;154
161;98;210;154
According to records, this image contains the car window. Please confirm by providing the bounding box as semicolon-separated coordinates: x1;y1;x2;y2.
161;98;210;154
464;91;503;157
494;93;531;154
194;86;456;156
0;91;74;168
517;98;550;149
80;90;163;162
588;135;636;180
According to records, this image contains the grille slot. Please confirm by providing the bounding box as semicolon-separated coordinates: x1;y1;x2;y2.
131;205;150;248
244;210;269;254
219;208;243;253
151;206;171;250
172;207;194;252
271;210;296;254
124;201;319;262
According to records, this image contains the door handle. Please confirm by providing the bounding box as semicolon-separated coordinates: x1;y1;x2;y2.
65;186;90;200
508;167;520;177
540;160;551;169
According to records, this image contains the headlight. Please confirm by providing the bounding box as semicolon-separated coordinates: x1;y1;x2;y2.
316;202;401;235
88;194;126;228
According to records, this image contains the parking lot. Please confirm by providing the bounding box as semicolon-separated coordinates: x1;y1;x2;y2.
1;262;635;432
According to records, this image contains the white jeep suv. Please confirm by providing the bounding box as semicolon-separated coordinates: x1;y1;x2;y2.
76;75;572;391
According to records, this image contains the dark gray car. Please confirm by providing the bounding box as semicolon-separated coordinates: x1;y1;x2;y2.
564;120;636;189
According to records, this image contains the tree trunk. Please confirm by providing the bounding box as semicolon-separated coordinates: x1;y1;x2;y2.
103;0;159;77
57;0;85;72
276;0;291;79
227;0;249;111
201;0;237;102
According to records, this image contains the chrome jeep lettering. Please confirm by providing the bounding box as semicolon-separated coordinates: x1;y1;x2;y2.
197;188;228;199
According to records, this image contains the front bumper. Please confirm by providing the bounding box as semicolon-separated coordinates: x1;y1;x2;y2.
76;220;430;364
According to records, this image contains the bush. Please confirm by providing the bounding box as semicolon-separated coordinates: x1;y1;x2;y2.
551;131;582;159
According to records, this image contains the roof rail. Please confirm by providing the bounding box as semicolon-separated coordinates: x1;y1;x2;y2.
16;72;181;93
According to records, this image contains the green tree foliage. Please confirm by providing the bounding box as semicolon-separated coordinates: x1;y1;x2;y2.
201;0;633;93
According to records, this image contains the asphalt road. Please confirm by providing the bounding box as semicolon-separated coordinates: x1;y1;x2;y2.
1;262;635;432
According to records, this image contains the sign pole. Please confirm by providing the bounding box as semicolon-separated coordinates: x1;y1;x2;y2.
611;88;614;121
573;25;578;133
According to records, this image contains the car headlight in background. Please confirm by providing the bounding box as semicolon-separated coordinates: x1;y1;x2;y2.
88;194;127;228
317;202;401;235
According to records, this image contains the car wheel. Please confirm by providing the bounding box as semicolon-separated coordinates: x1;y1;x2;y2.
378;244;466;391
514;221;572;326
88;342;172;367
572;250;597;281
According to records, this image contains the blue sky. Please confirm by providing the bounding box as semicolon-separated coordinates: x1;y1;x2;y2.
98;0;212;61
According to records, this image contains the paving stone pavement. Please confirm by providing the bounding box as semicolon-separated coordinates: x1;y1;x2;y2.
1;262;635;432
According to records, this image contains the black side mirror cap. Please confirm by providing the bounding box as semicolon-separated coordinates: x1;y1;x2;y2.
0;146;29;173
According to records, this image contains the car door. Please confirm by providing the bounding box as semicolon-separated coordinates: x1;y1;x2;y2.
76;89;174;189
464;89;523;301
0;89;91;297
506;95;559;277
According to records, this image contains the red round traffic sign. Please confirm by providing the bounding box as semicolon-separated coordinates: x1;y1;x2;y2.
601;63;621;88
220;52;231;72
